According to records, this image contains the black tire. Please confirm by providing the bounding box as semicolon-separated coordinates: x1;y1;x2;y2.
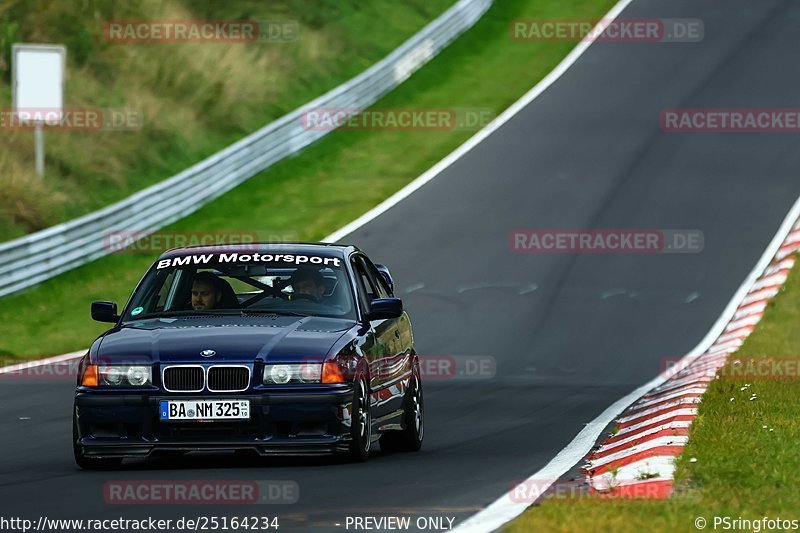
73;416;123;470
348;375;372;462
380;369;424;453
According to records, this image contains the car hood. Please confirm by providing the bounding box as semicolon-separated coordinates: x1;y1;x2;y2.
94;315;357;364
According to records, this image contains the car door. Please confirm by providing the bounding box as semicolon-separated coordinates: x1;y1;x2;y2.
353;255;408;418
366;259;414;361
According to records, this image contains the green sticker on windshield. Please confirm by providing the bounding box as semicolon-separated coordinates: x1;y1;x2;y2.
131;306;143;316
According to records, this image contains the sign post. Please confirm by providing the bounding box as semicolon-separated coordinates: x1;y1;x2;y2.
12;43;66;179
34;123;44;177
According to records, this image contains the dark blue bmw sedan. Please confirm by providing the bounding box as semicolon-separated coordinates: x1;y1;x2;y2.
73;243;423;469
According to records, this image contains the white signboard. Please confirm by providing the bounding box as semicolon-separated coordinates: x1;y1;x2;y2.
11;44;66;177
12;43;66;118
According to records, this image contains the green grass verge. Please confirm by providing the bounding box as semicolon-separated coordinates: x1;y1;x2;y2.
0;0;616;359
0;0;453;239
509;256;800;532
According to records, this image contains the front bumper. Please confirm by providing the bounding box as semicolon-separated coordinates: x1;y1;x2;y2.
74;387;354;458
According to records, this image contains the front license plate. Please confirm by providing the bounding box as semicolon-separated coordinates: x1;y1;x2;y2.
159;400;250;421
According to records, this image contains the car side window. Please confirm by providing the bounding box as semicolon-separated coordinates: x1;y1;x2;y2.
352;258;375;304
364;261;390;299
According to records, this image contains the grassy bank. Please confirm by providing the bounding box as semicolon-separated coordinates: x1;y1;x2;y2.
510;255;800;532
0;0;616;358
0;0;453;240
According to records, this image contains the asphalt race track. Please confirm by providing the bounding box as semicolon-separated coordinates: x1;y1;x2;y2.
3;0;800;531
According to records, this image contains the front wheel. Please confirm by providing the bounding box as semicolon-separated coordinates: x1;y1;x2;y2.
380;370;424;453
73;416;122;470
348;376;372;462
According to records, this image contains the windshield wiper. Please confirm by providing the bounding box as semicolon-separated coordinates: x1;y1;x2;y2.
134;310;240;319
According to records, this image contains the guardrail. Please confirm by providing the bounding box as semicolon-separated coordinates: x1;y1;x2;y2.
0;0;492;298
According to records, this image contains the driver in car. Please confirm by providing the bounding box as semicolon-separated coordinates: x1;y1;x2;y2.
191;272;223;310
289;266;326;302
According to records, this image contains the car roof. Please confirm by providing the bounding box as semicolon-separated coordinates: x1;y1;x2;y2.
158;241;357;260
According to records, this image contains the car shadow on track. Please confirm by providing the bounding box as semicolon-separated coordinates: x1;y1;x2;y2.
118;451;393;471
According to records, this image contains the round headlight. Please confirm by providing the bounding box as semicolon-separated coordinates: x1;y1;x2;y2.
270;365;292;384
127;366;149;386
299;363;321;383
104;367;123;385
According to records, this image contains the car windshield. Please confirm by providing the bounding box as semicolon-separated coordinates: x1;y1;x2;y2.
122;251;355;320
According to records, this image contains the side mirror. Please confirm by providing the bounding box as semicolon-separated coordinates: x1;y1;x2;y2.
367;297;403;320
374;264;394;295
91;301;119;323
